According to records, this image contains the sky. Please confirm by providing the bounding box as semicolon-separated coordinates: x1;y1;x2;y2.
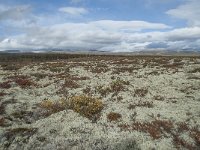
0;0;200;52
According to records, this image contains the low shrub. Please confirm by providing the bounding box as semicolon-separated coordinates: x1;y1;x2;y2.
107;112;122;122
134;88;148;97
31;73;48;80
63;79;80;89
0;81;11;89
1;63;21;71
69;95;103;121
82;86;91;95
119;120;174;139
6;75;36;88
188;68;200;73
95;85;111;97
39;99;68;116
3;127;37;148
0;92;6;97
15;78;36;88
0;116;5;126
128;101;153;109
110;79;129;92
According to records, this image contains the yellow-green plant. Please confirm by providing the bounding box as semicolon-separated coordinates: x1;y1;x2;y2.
39;99;68;116
69;95;103;120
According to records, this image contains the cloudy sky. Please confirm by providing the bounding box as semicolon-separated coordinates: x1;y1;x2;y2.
0;0;200;52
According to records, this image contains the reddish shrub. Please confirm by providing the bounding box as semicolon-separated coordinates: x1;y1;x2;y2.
15;78;35;88
0;81;11;89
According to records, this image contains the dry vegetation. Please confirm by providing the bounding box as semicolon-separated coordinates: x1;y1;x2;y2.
134;88;148;97
119;120;200;149
0;53;200;150
128;101;153;109
0;81;11;89
107;112;122;122
39;99;68;116
69;95;104;121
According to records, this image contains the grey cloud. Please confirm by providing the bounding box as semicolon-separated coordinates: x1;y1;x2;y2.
0;5;31;21
146;42;169;49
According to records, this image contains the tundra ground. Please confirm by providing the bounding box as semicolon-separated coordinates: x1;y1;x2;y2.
0;54;200;150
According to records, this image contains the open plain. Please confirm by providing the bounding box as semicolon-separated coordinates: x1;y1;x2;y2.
0;54;200;150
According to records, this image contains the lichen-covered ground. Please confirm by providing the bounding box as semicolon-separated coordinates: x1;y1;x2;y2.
0;55;200;150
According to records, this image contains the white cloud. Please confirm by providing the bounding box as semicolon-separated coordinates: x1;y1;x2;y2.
0;2;200;52
166;27;200;41
90;20;171;31
1;20;200;52
58;7;88;16
166;0;200;26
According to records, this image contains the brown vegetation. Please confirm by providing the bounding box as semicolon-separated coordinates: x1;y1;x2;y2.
119;120;200;149
82;86;92;95
0;115;5;126
112;66;138;74
31;73;48;80
15;78;36;88
107;112;122;122
39;99;68;116
0;63;22;71
63;78;80;89
110;79;129;92
95;85;111;97
0;81;11;89
119;120;174;139
95;79;129;97
188;68;200;73
128;101;153;109
3;127;38;148
0;92;6;97
90;66;109;73
134;88;148;97
5;75;36;88
173;134;195;150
